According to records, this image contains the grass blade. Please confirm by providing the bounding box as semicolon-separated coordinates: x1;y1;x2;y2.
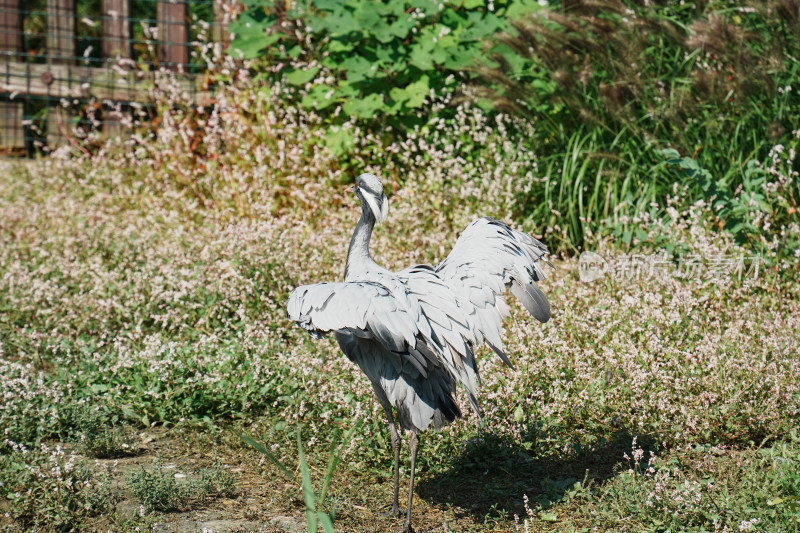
318;512;335;533
297;431;318;532
241;434;298;483
318;423;359;507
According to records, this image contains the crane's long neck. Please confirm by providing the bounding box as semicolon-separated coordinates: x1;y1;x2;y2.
344;207;378;281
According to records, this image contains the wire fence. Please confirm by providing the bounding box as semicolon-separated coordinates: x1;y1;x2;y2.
0;0;236;157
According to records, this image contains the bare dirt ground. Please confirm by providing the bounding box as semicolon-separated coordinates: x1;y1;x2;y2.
71;424;627;533
85;429;309;533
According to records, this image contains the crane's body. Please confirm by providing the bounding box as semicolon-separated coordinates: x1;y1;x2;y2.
287;173;551;532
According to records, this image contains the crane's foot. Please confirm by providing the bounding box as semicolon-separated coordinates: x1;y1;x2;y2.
381;504;404;518
400;525;415;533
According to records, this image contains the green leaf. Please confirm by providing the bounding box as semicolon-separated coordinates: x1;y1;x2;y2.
353;3;381;28
285;66;320;86
335;82;359;98
727;221;744;234
386;17;415;40
461;11;504;41
678;157;700;171
340;56;377;83
241;434;298;483
319;8;358;35
228;27;281;59
342;93;385;118
430;44;449;65
325;127;354;157
375;44;399;66
400;75;430;108
328;40;356;53
301;85;338;110
462;0;484;8
443;46;476;70
313;0;342;10
318;512;335;532
410;43;435;71
506;0;546;18
657;148;681;161
297;432;318;532
409;0;441;15
514;405;525;423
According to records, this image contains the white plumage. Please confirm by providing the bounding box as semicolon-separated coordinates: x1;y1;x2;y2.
286;173;551;532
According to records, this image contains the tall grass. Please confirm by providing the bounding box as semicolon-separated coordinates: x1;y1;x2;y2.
477;0;800;251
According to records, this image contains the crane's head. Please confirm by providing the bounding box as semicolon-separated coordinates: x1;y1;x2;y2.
351;173;389;224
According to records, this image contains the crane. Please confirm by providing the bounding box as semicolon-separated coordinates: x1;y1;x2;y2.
287;173;551;532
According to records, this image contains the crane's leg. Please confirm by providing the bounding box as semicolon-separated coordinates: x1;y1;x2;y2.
372;384;402;517
403;431;420;533
384;404;402;517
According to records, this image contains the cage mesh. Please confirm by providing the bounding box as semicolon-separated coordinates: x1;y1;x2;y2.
0;0;231;157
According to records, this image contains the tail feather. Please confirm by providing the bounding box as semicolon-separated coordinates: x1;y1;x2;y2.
511;279;551;323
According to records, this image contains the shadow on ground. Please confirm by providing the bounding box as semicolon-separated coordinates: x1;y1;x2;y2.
417;430;653;522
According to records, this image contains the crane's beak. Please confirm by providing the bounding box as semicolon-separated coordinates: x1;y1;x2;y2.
345;184;356;193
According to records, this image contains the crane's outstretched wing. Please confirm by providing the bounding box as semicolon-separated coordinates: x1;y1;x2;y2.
287;280;441;378
287;278;476;431
288;275;485;418
435;217;551;367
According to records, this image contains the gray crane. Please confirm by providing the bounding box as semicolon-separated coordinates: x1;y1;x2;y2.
287;173;551;532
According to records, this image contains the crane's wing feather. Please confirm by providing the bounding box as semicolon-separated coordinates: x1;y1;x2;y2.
287;280;436;377
288;273;485;416
435;217;551;367
399;265;483;415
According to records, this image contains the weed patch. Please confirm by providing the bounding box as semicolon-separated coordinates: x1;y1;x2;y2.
0;442;115;531
128;455;236;513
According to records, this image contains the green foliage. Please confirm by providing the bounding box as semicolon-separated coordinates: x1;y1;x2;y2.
657;132;800;256
228;0;541;124
60;403;138;458
128;455;236;513
518;127;674;254
473;0;800;251
0;444;115;530
559;439;800;531
243;424;359;532
223;0;800;253
483;0;800;152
